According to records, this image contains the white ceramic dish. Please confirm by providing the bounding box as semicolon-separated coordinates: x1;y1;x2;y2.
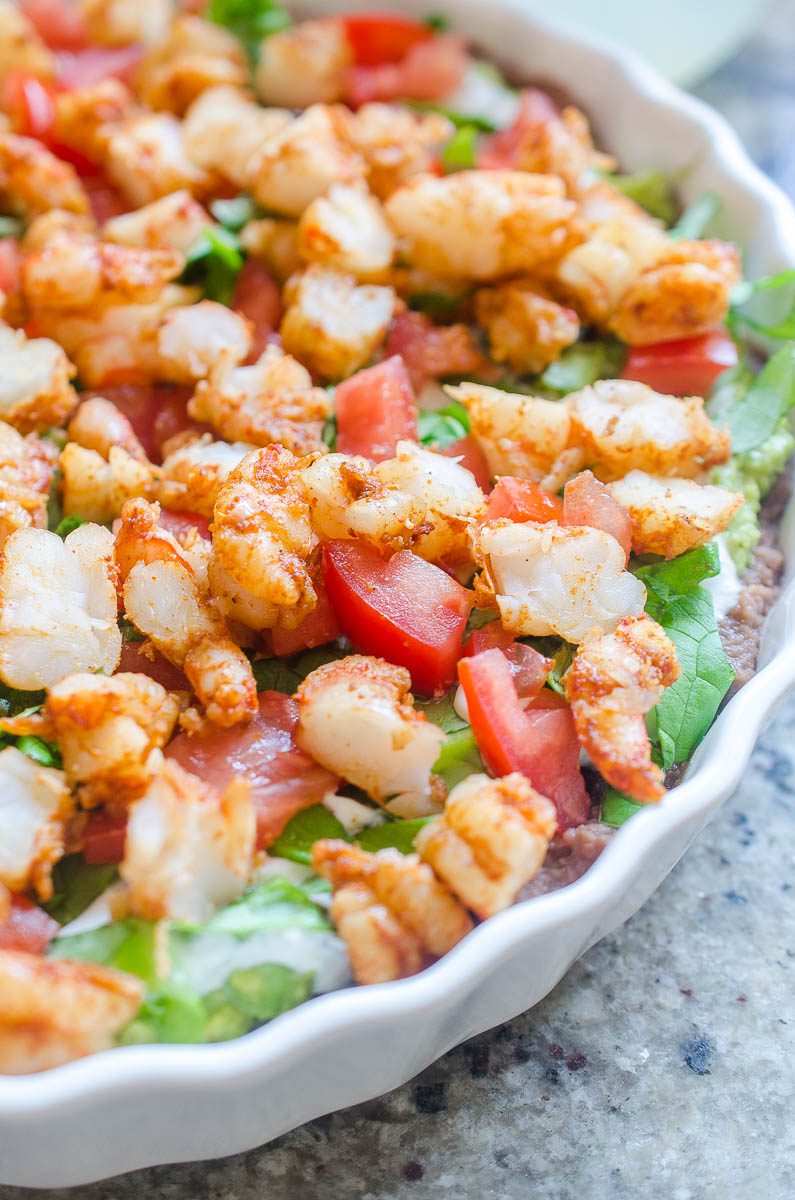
3;2;795;1187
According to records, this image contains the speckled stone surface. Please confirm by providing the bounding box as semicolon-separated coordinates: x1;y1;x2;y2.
7;6;795;1197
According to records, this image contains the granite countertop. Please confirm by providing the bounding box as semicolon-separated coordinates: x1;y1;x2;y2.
7;4;795;1197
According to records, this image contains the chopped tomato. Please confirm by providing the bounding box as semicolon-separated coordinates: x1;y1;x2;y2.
335;355;419;462
80;173;127;220
463;625;551;699
271;586;341;657
343;34;467;107
486;477;563;523
323;539;472;695
55;44;144;90
165;691;338;848
563;470;631;562
2;73;56;139
158;508;212;541
384;310;486;392
118;641;190;692
463;622;515;657
440;435;492;492
620;331;738;396
84;385;206;461
479;88;559;170
232;259;282;362
21;0;88;50
0;239;22;294
0;894;59;954
82;810;128;864
341;12;433;65
458;648;589;831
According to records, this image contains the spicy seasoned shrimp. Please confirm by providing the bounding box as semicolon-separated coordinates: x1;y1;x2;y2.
0;0;54;86
0;524;120;690
512;104;601;193
474;281;580;375
99;112;214;206
280;265;395;380
0;421;57;546
566;379;732;481
190;343;331;453
312;840;473;984
60;441;158;523
473;519;647;642
0;132;89;218
255;18;352;108
102;189;213;254
375;440;486;566
384;170;580;282
0;323;78;434
80;0;172;46
156;300;251;382
345;103;453;199
238;215;301;282
415;773;557;918
0;950;144;1074
158;436;253;518
295;656;445;807
301;451;427;553
134;15;246;114
118;498;258;725
448;381;571;480
564;614;680;802
0;672;180;809
67;395;149;462
50;78;136;165
0;747;73;901
296;182;394;279
607;470;744;559
120;755;255;922
181;85;292;188
554;214;667;325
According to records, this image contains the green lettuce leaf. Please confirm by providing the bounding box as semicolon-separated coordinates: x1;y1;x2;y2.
601;787;643;828
54;514;86;538
634;543;720;610
606;170;677;224
441;125;479;172
210;195;259;232
269;805;347;865
356;818;432;854
206;0;289;59
418;401;470;448
721;343;795;455
668;191;721;240
540;340;626;394
408;289;473;319
728;268;795;340
182;227;244;306
44;857;119;926
407;100;497;132
0;215;22;238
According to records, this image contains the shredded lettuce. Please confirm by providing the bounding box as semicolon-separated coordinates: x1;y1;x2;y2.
206;0;289;59
540;340;626;394
356;818;432;854
418;401;470;448
269;805;347;865
182;227;244;306
728;268;795;340
44;857;119;926
669;191;721;240
601;787;643;828
606;170;677;224
210;195;259;233
441;125;479;173
720;344;795;455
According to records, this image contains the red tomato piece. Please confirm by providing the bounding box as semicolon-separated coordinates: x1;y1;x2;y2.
83;385;206;462
462;622;515;657
620;330;738;396
0;239;22;294
563;470;632;562
2;73;56;139
158;508;212;542
271;586;341;657
165;691;338;849
343;34;467;107
462;626;550;699
341;12;433;66
479;88;559;170
0;894;59;954
440;435;492;493
384;310;486;392
21;0;88;50
55;44;144;90
486;477;564;523
82;174;128;221
82;810;128;865
117;641;190;692
335;355;419;462
232;259;282;362
458;648;589;831
323;540;473;695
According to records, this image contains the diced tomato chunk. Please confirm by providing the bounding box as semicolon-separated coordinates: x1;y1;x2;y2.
0;894;59;953
458;648;589;831
82;810;128;865
563;470;632;562
271;586;341;657
323;539;472;695
385;310;486;392
83;385;206;462
82;173;128;220
343;34;467;107
440;435;492;492
2;73;56;139
21;0;88;50
486;477;564;523
463;626;550;699
158;508;212;542
341;12;433;66
55;44;144;90
620;331;738;396
117;641;190;692
232;259;282;362
335;355;419;462
479;88;559;170
0;239;22;294
165;691;338;848
463;622;515;657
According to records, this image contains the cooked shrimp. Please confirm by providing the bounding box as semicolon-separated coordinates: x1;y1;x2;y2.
248;103;364;217
302;451;427;553
120;755;255;922
67;395;149;462
295;656;445;806
0;524;120;689
118;497;258;725
208;444;318;633
312;840;473;984
297;182;394;279
255;18;351;108
0;422;57;546
513;104;600;192
375;440;486;566
102;189;213;254
345;103;453;200
50;78;136;164
607;470;744;559
99;112;214;205
0;132;89;218
60;441;157;523
0;0;54;87
280;265;395;380
80;0;171;46
133;15;246;114
190;344;331;454
564;614;680;802
0;323;77;434
156;300;251;383
415;773;557;918
0;747;72;900
474;281;580;374
0;672;180;809
554;214;666;325
566;379;732;481
0;950;144;1074
473;519;646;642
448;381;571;480
238;216;301;282
158;436;253;518
384;170;580;282
181;85;292;188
